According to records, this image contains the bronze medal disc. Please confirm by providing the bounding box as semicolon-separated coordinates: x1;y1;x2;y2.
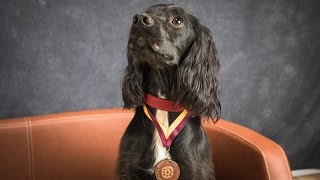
155;159;180;180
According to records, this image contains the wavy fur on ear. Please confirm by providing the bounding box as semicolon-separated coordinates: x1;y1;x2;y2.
121;56;144;109
177;22;221;121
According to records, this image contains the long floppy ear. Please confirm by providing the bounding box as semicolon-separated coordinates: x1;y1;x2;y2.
177;23;221;122
121;55;144;109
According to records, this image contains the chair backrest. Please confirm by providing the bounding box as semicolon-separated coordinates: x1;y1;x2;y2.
0;108;292;180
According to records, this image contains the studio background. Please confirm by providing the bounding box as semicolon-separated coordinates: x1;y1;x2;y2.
1;0;319;170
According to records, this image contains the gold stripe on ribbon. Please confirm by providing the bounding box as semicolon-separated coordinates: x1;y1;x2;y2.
143;104;189;139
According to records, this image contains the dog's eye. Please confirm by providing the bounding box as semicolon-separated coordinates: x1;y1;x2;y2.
171;17;184;27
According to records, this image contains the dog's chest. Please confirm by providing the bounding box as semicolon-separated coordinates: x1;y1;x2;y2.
153;109;171;166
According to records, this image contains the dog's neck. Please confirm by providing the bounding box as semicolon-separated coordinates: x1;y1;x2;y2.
145;66;177;100
144;66;182;127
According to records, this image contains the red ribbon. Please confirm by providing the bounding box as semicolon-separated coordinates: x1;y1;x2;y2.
144;93;185;112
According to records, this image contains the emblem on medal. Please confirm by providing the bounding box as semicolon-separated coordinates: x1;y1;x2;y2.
155;159;180;180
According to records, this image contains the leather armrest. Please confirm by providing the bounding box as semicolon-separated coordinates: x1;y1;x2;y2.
203;120;293;180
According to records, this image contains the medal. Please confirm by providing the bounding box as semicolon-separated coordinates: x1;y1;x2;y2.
155;159;180;180
143;93;192;180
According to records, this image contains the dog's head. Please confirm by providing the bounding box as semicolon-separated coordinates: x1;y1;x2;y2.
128;4;196;67
123;4;221;121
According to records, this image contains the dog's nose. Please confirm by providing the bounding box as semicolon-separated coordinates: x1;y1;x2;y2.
133;13;154;26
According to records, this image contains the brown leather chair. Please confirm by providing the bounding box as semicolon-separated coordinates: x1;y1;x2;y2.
0;108;292;180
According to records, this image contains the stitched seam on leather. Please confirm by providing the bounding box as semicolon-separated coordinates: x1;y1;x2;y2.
25;117;32;180
278;144;293;179
0;123;27;128
27;117;35;180
211;124;271;180
28;114;133;124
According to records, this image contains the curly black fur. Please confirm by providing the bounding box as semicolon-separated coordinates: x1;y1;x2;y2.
117;4;220;180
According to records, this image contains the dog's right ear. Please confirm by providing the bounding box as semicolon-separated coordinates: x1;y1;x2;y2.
121;55;144;109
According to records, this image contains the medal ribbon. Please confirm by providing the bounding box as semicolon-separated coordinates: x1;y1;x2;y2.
143;93;191;148
144;93;185;112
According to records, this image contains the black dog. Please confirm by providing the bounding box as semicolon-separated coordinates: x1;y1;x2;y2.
117;4;220;180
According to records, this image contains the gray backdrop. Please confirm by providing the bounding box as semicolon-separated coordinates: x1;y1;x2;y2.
1;0;319;169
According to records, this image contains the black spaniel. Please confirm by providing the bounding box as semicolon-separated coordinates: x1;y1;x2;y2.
117;4;221;180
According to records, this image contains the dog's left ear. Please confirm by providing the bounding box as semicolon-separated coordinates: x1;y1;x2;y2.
177;23;221;122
